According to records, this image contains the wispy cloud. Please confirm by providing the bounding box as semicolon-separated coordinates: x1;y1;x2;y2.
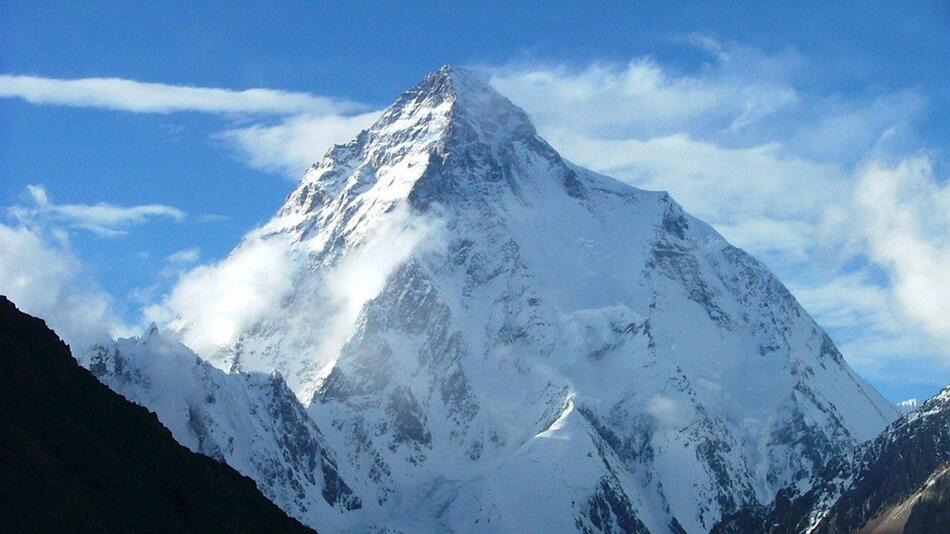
166;247;200;264
0;74;361;115
0;74;379;178
8;184;184;237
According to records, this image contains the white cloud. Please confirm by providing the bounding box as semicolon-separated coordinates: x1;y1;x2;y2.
145;234;296;356
0;74;380;178
221;110;381;177
159;247;202;279
798;272;950;392
0;186;192;351
0;74;361;115
0;224;130;349
486;43;801;142
5;50;947;396
784;90;925;163
854;156;950;347
646;394;696;428
9;184;185;237
315;204;445;360
26;184;48;206
141;202;444;392
165;247;200;264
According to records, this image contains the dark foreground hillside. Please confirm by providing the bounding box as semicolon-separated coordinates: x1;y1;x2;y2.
0;295;312;533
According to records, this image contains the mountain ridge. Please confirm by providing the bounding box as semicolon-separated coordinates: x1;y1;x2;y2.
713;384;950;534
80;327;360;530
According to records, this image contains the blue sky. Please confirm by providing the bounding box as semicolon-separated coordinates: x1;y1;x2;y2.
1;1;948;403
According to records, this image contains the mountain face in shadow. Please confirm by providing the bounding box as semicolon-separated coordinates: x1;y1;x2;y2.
0;295;313;533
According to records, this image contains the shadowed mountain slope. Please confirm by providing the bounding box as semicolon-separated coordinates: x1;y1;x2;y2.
0;295;313;533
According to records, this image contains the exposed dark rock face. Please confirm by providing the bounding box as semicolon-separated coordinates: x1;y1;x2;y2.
583;477;650;534
710;505;768;534
904;465;950;533
0;295;312;533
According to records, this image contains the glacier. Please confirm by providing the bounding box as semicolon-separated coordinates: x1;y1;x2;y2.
82;66;897;533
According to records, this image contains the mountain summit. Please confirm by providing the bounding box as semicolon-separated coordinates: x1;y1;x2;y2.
272;65;569;238
93;67;898;533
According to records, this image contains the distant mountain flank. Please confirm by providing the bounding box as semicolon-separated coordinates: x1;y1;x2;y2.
713;385;950;534
0;295;312;533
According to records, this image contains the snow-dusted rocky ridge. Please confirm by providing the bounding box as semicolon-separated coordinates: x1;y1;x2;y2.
86;66;897;533
80;329;359;530
715;385;950;533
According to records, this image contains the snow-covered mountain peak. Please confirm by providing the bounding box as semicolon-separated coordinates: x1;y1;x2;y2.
145;66;900;532
380;64;534;143
271;66;557;236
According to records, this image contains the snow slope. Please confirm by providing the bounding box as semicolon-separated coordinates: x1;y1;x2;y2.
90;66;897;533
